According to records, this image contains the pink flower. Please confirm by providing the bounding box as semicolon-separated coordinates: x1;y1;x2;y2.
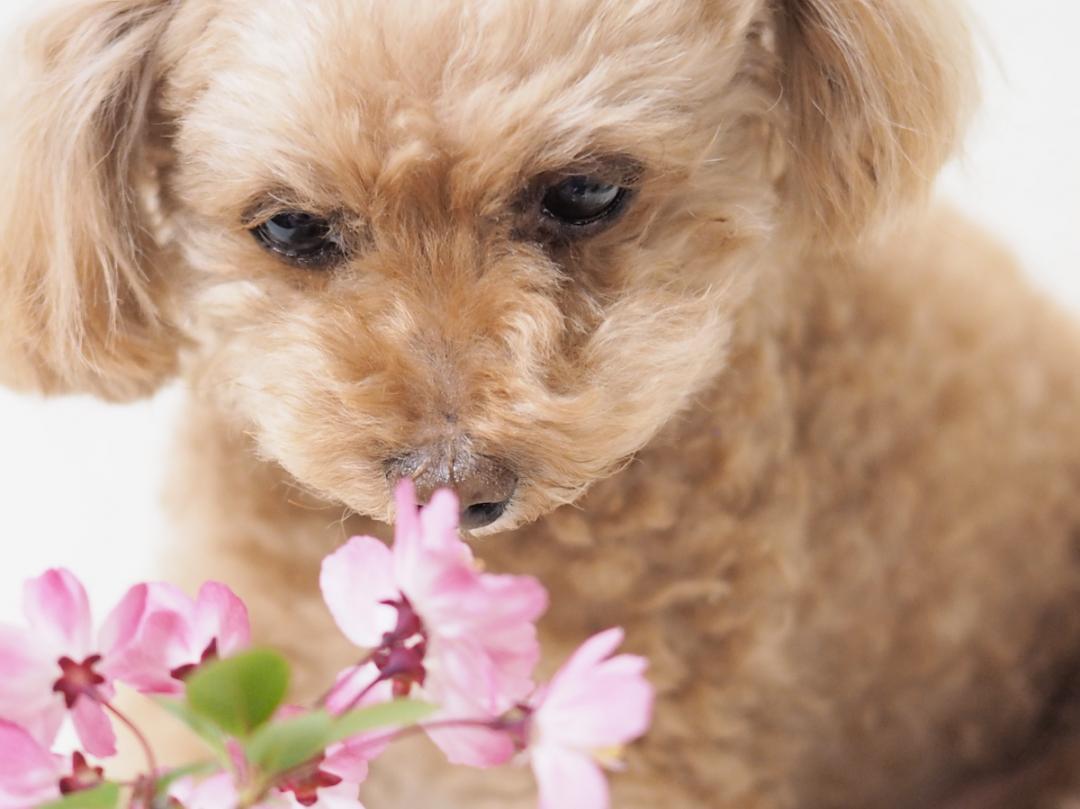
522;629;654;809
0;720;106;809
320;481;547;767
169;769;367;809
99;581;250;695
272;706;378;800
276;762;365;809
0;570;120;756
168;721;372;809
0;720;62;808
0;570;248;758
168;772;239;809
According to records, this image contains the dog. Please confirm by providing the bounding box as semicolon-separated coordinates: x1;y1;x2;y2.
4;0;1080;806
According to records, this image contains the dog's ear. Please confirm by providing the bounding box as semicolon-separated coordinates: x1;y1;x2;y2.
0;0;181;401
774;0;976;244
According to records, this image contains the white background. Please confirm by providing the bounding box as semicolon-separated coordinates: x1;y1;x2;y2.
1;1;1078;623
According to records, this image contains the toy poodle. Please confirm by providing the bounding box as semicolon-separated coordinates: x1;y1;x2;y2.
3;0;1080;806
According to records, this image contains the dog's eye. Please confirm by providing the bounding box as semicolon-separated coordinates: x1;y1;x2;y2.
541;176;627;226
252;212;343;266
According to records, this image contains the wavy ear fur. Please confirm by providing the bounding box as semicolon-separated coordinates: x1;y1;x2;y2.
775;0;976;244
0;0;180;400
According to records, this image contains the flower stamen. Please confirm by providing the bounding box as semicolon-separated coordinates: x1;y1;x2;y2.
372;595;428;697
53;655;106;708
58;752;104;795
278;762;343;807
170;638;220;682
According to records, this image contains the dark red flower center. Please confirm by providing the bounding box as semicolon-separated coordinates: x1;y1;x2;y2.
58;752;104;795
278;766;343;807
170;638;220;682
374;595;428;697
53;655;106;708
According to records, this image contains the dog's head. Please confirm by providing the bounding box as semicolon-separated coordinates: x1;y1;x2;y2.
0;0;973;530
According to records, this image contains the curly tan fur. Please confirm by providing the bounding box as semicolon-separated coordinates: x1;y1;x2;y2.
4;1;1080;807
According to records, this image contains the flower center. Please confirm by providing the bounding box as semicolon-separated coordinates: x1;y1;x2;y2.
373;595;428;697
591;745;627;769
52;655;106;708
278;763;343;807
494;704;535;753
170;638;220;682
58;752;104;795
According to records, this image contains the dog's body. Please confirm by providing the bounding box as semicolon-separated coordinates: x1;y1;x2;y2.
3;1;1080;807
167;208;1080;809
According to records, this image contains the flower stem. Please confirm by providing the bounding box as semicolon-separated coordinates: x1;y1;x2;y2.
315;652;375;708
347;716;502;753
334;672;388;715
102;700;159;784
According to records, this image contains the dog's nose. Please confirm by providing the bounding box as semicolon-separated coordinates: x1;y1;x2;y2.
385;441;517;530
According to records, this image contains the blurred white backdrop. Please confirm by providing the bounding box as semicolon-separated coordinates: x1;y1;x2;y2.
1;0;1078;622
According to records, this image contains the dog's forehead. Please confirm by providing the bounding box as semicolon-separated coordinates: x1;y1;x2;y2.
174;0;748;216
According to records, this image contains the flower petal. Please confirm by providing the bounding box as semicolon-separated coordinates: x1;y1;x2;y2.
424;720;515;770
547;628;624;693
70;697;117;758
426;637;499;715
474;574;548;629
289;781;367;809
536;630;653;751
168;773;239;809
97;584;151;654
320;538;398;649
423;639;515;768
390;479;424;588
392;484;473;596
539;657;653;749
322;739;371;784
0;625;64;750
532;744;610;809
461;573;547;702
417;489;461;556
0;720;62;808
391;478;421;552
194;582;251;657
98;583;194;695
22;570;93;656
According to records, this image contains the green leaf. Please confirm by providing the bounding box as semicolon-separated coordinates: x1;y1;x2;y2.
328;699;436;745
185;649;291;738
154;697;228;758
246;710;335;777
244;701;436;782
38;783;121;809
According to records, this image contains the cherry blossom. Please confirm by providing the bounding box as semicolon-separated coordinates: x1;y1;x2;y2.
99;581;250;695
0;490;655;809
517;628;654;809
0;569;248;758
0;720;64;808
320;481;547;768
0;719;110;809
169;769;367;809
270;706;379;804
0;569;120;756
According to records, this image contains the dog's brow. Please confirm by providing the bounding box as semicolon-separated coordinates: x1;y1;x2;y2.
239;190;329;227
